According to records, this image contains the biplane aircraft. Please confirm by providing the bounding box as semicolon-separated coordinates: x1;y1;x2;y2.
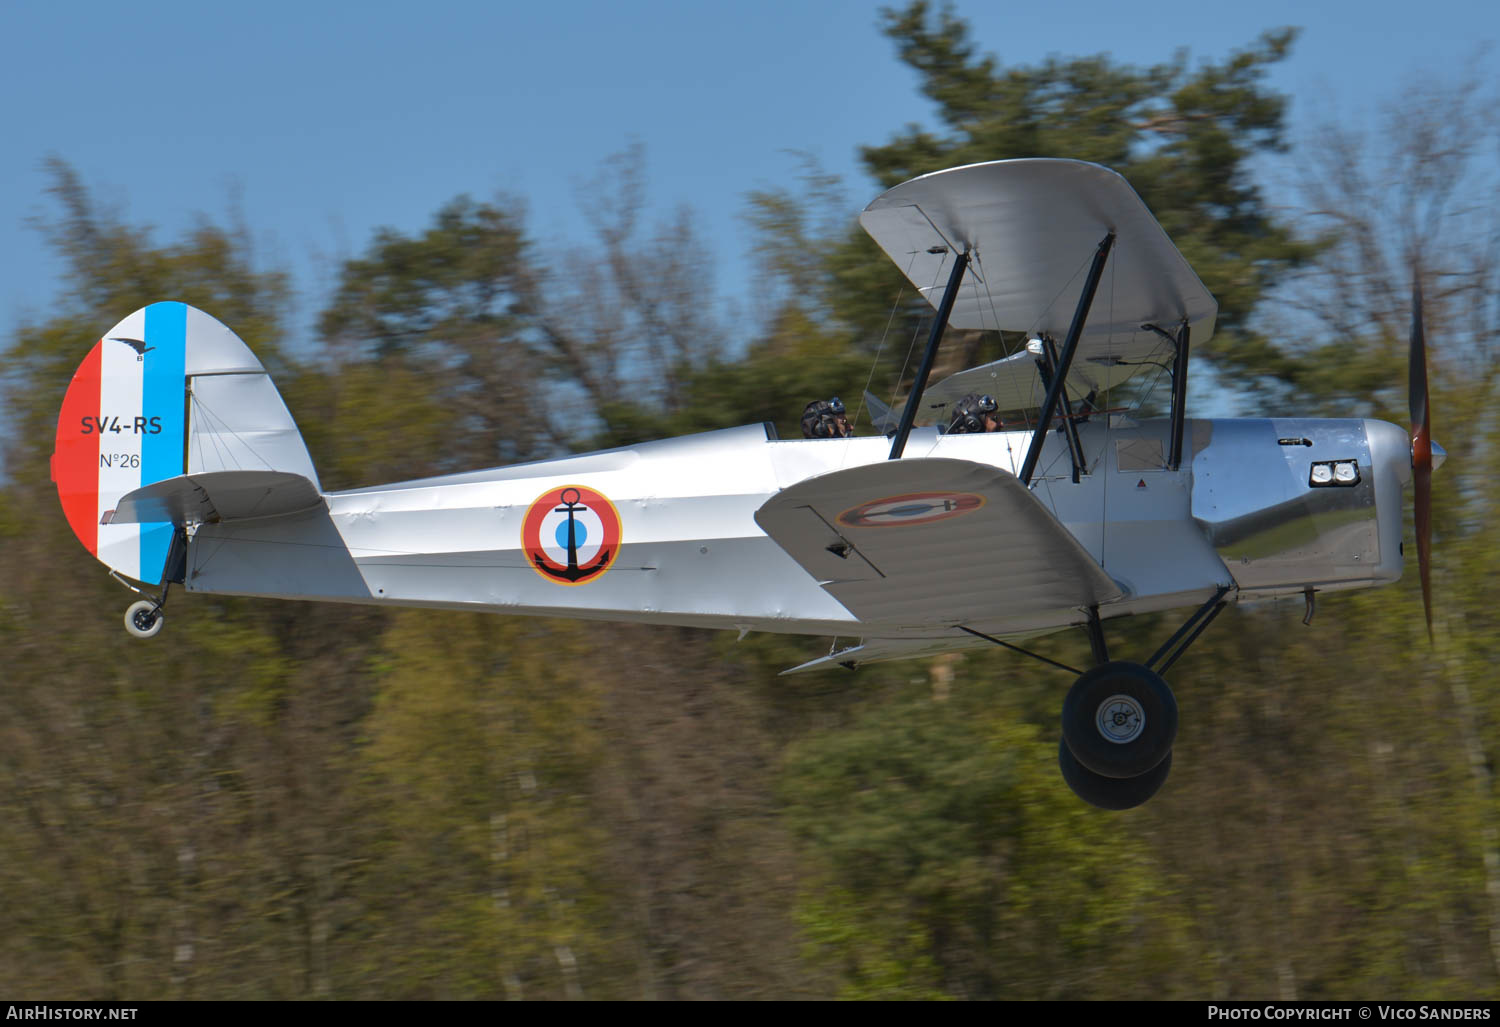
52;159;1442;809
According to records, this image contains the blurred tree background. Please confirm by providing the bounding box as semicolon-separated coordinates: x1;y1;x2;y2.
2;1;1498;999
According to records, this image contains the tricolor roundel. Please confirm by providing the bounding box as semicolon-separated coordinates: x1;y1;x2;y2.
521;485;622;585
837;491;986;528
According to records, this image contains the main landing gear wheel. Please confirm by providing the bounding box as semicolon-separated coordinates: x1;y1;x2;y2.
1058;739;1172;810
124;600;164;639
1061;661;1177;779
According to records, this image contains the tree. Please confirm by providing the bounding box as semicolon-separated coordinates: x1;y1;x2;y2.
738;4;1318;415
318;145;731;467
780;674;1190;999
868;4;1314;346
764;11;1500;999
315;194;556;474
10;27;1500;1001
0;161;378;998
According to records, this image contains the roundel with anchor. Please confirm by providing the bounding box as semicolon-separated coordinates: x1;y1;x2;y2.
521;485;623;585
837;491;985;528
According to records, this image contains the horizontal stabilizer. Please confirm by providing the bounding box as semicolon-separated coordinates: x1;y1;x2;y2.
109;470;322;525
754;458;1123;628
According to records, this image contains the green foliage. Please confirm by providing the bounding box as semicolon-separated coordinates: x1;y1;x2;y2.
5;18;1500;1002
281;361;457;491
318;197;531;361
803;3;1320;395
33;159;292;362
317;196;557;470
595;306;871;445
353;613;617;999
781;678;1172;999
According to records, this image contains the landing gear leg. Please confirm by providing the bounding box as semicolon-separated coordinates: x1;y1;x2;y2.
110;528;186;639
1054;588;1230;808
969;590;1232;809
1055;598;1209;808
1085;605;1109;665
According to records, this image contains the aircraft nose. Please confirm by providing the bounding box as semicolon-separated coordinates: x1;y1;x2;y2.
1431;440;1447;472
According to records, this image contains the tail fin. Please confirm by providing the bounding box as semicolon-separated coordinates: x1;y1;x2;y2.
863;389;903;434
52;302;319;584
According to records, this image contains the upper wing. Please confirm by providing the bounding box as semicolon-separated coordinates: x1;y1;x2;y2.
860;158;1216;415
753;457;1123;629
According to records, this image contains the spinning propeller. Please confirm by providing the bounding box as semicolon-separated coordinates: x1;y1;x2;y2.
1409;273;1435;642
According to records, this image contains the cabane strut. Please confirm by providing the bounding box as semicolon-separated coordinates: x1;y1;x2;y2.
889;248;971;460
1019;231;1115;487
1144;320;1192;471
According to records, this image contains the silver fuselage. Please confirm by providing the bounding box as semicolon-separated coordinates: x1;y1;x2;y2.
183;417;1410;643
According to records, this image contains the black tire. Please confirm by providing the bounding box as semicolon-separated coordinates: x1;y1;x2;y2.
1061;661;1176;779
1058;739;1172;810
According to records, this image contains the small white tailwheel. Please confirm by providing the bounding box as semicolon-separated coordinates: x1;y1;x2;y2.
124;600;164;639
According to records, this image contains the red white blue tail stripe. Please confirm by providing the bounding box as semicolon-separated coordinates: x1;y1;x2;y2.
53;302;187;584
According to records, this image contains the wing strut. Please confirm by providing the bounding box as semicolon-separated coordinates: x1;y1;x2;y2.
956;625;1083;676
1019;232;1115;486
1036;336;1086;483
889;248;971;460
1168;322;1190;470
1146;320;1192;471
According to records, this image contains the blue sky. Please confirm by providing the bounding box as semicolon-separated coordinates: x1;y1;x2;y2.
2;0;1495;346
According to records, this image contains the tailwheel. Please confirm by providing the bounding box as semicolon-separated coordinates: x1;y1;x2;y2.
112;559;178;640
124;599;164;639
1058;739;1171;810
1061;661;1177;779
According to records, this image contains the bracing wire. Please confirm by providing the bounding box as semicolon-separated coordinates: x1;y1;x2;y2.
975;248;1012;355
190;392;287;474
851;249;918;435
886;256;948;420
